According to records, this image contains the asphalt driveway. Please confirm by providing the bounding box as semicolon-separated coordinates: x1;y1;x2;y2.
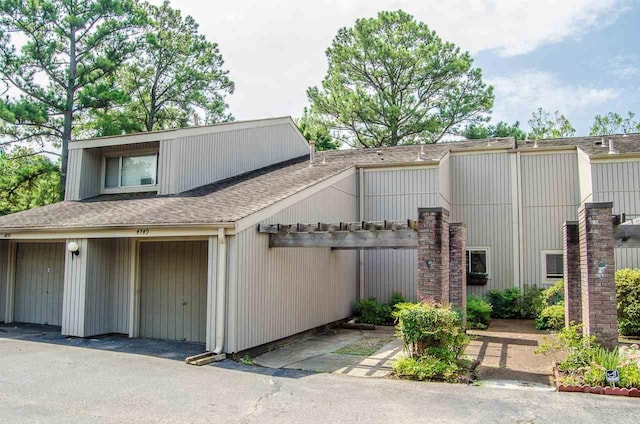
1;336;638;423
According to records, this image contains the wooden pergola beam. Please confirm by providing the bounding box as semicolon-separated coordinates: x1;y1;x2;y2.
257;220;419;249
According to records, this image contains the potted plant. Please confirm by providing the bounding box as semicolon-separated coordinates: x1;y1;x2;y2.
467;272;488;286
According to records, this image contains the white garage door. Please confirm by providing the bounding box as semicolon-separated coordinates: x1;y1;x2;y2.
139;241;207;343
14;243;65;326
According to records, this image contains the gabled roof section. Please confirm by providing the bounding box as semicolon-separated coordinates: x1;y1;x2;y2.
69;116;304;150
516;133;640;156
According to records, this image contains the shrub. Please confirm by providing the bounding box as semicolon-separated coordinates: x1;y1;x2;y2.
520;285;544;319
394;356;461;382
467;296;492;329
541;280;564;306
616;269;640;336
485;288;521;318
535;302;565;330
389;291;407;308
393;302;469;359
355;298;392;325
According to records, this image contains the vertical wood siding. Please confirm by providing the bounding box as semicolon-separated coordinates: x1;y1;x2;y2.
229;174;358;352
158;123;309;195
520;153;579;286
14;243;65;326
592;161;640;269
62;239;88;336
363;167;439;302
451;153;514;296
139;241;208;343
0;241;7;321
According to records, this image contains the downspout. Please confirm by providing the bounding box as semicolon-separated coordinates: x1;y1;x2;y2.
213;227;227;354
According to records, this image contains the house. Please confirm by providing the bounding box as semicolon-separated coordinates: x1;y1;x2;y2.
0;116;639;355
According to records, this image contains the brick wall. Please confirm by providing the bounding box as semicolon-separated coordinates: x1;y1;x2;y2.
563;221;581;326
417;208;449;303
578;203;618;348
449;223;467;316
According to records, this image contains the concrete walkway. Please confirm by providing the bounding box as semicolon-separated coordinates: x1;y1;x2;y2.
254;327;403;378
465;319;561;387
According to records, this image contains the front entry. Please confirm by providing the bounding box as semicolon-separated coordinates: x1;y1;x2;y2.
139;241;207;343
14;242;65;326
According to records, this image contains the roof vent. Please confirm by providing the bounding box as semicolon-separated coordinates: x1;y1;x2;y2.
309;140;316;165
608;138;617;155
193;113;200;126
594;138;604;146
533;140;539;148
415;145;425;161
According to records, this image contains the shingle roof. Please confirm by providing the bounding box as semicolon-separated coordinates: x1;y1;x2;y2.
1;133;639;231
516;133;640;155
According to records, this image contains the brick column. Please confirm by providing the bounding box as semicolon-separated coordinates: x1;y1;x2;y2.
563;221;581;327
417;207;449;304
449;223;467;320
578;203;618;348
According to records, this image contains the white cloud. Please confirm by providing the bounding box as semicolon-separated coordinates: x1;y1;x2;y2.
606;54;640;79
155;0;628;119
487;70;620;125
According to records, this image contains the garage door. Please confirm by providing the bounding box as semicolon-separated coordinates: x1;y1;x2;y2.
139;241;207;343
14;243;65;326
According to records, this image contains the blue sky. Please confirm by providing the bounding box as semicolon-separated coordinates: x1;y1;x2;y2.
162;0;640;137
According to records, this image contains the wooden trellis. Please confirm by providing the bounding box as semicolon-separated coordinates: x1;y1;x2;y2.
257;220;419;249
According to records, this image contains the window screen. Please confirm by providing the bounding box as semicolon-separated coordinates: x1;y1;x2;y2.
546;254;563;279
104;157;120;188
467;250;487;274
104;153;158;189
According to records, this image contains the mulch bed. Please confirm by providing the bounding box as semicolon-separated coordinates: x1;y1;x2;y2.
553;362;640;397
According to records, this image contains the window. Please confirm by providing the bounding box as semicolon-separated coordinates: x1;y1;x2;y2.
467;249;488;274
103;152;158;192
545;252;563;279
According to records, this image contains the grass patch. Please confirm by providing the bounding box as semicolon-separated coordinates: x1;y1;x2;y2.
239;355;254;366
334;337;392;356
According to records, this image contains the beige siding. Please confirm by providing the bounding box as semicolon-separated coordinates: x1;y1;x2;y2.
451;152;514;296
439;153;452;210
62;239;88;336
577;149;593;204
110;239;131;334
0;241;7;321
592;160;640;269
158;123;309;195
14;243;65;326
520;152;579;286
363;167;439;302
229;174;358;352
139;241;208;343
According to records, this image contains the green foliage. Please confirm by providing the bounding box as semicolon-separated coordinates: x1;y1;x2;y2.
541;280;564;306
466;296;492;329
389;291;407;308
616;269;640;336
393;302;469;359
394;356;463;382
589;111;640;136
296;108;339;151
535;302;565;331
0;0;143;196
307;10;493;148
239;355;254;366
527;108;575;140
520;285;544;319
485;288;521;319
0;147;61;215
463;121;527;141
355;298;393;325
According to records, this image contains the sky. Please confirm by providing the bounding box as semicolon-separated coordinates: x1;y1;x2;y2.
154;0;640;136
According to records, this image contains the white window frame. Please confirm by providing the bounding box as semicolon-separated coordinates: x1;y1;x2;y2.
467;246;491;278
541;249;564;282
100;148;159;194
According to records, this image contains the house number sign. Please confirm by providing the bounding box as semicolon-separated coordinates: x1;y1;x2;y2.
136;228;150;236
605;369;620;386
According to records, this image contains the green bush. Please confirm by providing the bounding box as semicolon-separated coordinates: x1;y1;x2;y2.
393;302;469;359
520;285;544;319
394;356;461;382
535;302;565;330
355;298;392;325
485;287;521;318
467;296;492;329
541;280;564;306
389;291;407;308
616;269;640;336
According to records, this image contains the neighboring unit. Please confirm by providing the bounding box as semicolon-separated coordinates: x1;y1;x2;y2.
0;117;639;355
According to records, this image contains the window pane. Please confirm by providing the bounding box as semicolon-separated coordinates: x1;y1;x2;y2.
121;154;157;187
105;157;120;188
546;254;563;277
469;250;487;274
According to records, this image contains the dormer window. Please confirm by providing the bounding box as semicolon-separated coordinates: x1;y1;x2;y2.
102;151;158;193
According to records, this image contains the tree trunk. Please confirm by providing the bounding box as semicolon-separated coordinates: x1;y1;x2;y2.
60;25;77;200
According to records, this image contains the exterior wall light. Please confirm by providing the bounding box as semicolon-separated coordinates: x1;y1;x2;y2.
67;241;80;256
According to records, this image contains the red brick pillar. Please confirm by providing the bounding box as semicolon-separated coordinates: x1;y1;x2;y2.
563;221;581;327
578;203;618;348
417;207;449;304
449;223;467;320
